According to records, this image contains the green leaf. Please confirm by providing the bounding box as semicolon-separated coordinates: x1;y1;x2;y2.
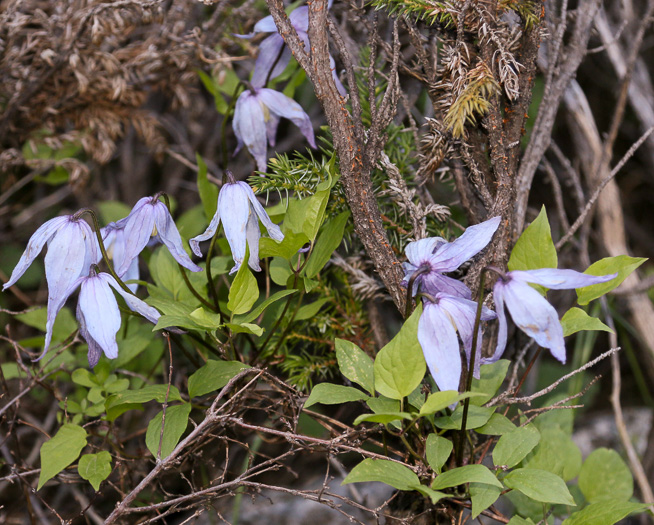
509;206;557;273
224;322;264;336
353;412;412;425
366;396;400;413
562;500;648;525
476;413;517;435
72;368;98;388
470;483;502;519
105;385;182;421
470;359;510;405
259;231;309;260
97;201;131;223
492;424;540;468
269;257;293;285
507;518;536;525
431;464;502;490
233;289;297;324
284;190;330;241
419;391;484;416
578;448;633;503
145;403;192;459
188;360;251;398
335;339;374;395
77;452;112;491
304;211;350;278
149;247;206;303
189;307;221;329
16;306;77;347
577;255;647;305
503;468;576;506
38;424;87;489
561;307;613;337
227;261;259;315
196;153;218;221
342;459;419;491
425;434;453;473
433;405;495;430
523;427;581;481
294;298;330;321
374;305;426;400
304;383;369;408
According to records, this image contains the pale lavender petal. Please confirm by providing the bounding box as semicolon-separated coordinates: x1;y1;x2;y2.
490;284;509;362
80;220;100;269
102;273;161;325
246;211;262;272
77;301;103;368
40;275;84;361
190;207;221;257
233;91;268;172
3;216;68;290
219;183;251;274
418;302;462;392
153;202;202;272
78;276;121;360
119;197;156;276
431;216;501;272
242;181;284;241
258;88;316;149
329;55;347;96
511;268;618;290
405;237;446;267
253;15;278;33
251;34;287;89
289;6;309;31
421;272;473;299
265;112;281;147
504;280;567;363
123;258;140;293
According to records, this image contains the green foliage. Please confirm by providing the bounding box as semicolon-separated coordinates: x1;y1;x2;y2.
578;448;633;503
561;307;613;337
503;468;576;506
227;260;259;315
188;360;251;398
562;501;648;525
470;359;510;405
335;339;374;395
431;464;502;490
509;206;557;272
38;424;87;490
425;434;452;473
78;452;112;491
304;384;369;408
145;403;192;459
433;405;495;430
492;424;540;468
577;255;647;305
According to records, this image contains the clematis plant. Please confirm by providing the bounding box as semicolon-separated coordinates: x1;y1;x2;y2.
190;171;284;274
102;219;139;293
118;195;202;276
491;268;617;363
402;216;501;299
233;86;316;173
418;293;495;393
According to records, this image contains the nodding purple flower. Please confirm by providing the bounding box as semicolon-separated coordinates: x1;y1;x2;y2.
118;196;202;276
237;2;346;95
402;216;501;299
190;174;284;274
492;268;618;364
418;293;496;394
101;220;139;293
233;87;316;173
3;213;99;339
44;269;161;367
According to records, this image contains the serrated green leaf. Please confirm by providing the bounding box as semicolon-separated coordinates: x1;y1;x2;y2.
425;434;452;473
577;255;647;305
335;339;374;395
433;405;495;430
188;360;251;398
470;483;502;519
374;305;425;400
342;459;419;490
492;424;540;468
304;211;349;278
78;452;112;491
561;307;613;337
38;424;87;489
562;500;648;525
227;260;259;315
304;383;369;408
431;464;502;490
578;448;633;503
145;403;192;459
509;206;557;273
504;468;576;506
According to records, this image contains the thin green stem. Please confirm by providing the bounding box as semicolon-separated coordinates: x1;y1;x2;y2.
205;229;223;315
178;264;217;311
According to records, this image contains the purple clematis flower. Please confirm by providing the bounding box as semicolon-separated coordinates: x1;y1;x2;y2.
403;216;501;299
3;213;99;333
45;269;161;367
492;268;618;364
190;173;284;274
233;87;316;172
238;2;346;94
118;196;202;276
418;293;496;393
102;219;139;293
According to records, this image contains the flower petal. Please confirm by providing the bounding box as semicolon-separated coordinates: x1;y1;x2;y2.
102;273;161;325
491;284;509;362
77;302;103;368
3;216;68;291
233;91;268;172
189;206;221;257
40;275;84;361
153;202;202;272
78;276;121;360
119;197;156;276
242;181;284;242
219;183;251;274
418;301;462;392
258;88;316;149
246;210;262;272
405;237;446;267
253;14;278;33
511;268;618;290
329;54;347;96
251;34;288;89
289;6;309;31
421;272;473;299
431;216;501;272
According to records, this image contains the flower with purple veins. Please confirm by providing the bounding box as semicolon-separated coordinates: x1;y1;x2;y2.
402;216;501;299
118;195;202;276
492;268;618;364
190;172;284;274
233;87;316;173
3;213;99;336
418;293;496;393
102;219;139;293
47;268;161;367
